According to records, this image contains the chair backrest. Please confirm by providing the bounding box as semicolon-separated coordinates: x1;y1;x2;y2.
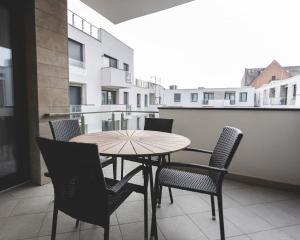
49;119;81;141
209;126;243;169
36;137;109;225
144;118;173;133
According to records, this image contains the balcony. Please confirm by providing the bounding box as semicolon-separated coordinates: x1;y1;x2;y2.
101;67;131;88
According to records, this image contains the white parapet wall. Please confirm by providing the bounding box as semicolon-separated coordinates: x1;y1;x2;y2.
159;107;300;187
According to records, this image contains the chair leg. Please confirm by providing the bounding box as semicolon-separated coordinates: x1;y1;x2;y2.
51;207;58;240
75;219;80;228
217;195;225;240
121;158;124;179
113;158;117;180
157;186;163;208
168;187;174;204
144;168;149;240
104;225;110;240
211;195;216;220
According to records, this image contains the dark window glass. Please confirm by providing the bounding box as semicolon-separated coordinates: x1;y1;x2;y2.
68;39;84;62
103;55;118;68
239;92;247;102
123;63;129;71
102;90;117;104
174;93;181;102
225;92;236;105
69;86;82;105
203;92;214;104
137;94;141;107
144;95;148;107
191;93;198;102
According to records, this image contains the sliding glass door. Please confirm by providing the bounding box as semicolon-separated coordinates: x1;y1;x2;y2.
0;3;29;190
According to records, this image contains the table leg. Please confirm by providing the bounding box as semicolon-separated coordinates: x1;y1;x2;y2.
147;158;158;240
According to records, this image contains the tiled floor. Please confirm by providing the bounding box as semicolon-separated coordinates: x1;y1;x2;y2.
0;162;300;240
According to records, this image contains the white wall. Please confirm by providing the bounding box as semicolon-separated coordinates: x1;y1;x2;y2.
163;87;255;107
68;26;134;107
160;107;300;186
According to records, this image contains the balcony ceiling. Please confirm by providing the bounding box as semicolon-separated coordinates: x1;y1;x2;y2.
81;0;195;23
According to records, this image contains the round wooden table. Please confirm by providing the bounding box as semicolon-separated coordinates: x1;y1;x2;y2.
71;130;191;157
71;130;191;240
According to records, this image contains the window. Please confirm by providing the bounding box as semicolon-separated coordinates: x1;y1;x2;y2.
137;93;141;107
102;120;120;131
69;86;82;105
123;63;129;71
102;90;117;105
272;75;276;81
292;84;297;98
103;54;118;68
144;94;148;107
123;92;129;105
68;39;84;66
269;88;275;98
174;93;181;102
191;93;198;102
137;117;140;130
203;92;214;105
239;92;247;102
150;93;156;105
225;92;236;105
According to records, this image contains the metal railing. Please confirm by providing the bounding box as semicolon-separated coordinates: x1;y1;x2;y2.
68;10;101;41
45;110;159;134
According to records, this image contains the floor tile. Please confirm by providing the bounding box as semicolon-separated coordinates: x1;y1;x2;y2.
10;196;52;216
158;215;208;240
39;211;79;236
280;225;300;240
224;207;274;234
0;198;19;218
247;202;300;227
227;236;251;240
0;213;46;240
226;187;293;206
175;194;211;214
116;200;146;224
189;211;242;239
223;180;252;190
80;225;122;240
8;183;54;199
156;201;184;219
248;229;294;240
120;221;166;240
79;212;118;230
32;231;80;240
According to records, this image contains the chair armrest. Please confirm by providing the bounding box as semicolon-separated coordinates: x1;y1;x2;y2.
183;147;213;154
107;165;144;194
159;162;227;174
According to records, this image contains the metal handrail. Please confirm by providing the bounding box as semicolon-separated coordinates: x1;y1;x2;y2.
44;110;159;118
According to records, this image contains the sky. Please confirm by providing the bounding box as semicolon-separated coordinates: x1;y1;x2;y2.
68;0;300;89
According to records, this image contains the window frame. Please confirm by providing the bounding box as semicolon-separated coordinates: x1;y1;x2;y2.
190;93;198;102
174;93;181;103
239;92;248;102
103;54;118;68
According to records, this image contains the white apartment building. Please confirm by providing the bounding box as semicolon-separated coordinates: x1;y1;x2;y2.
163;86;255;107
255;75;300;107
67;11;163;132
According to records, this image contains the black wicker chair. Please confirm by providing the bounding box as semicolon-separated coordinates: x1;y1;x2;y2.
154;126;243;240
36;137;149;240
121;117;174;205
46;119;117;179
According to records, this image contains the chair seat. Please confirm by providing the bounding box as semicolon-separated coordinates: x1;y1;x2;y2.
158;168;217;194
105;178;143;214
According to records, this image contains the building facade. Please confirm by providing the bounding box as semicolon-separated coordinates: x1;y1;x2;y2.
162;86;255;108
255;75;300;107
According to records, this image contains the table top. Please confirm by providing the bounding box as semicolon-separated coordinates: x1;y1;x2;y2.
71;130;191;157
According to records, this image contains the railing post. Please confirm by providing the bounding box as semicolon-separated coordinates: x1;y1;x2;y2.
121;112;124;130
112;112;115;130
80;114;85;134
